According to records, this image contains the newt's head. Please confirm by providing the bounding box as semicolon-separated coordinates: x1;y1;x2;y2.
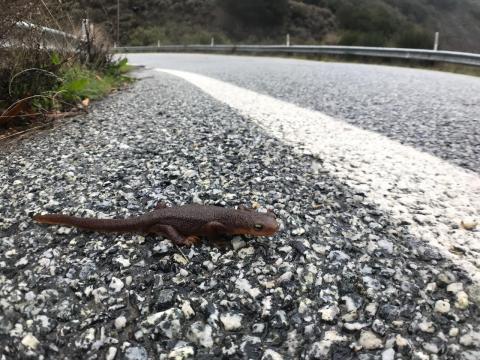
233;209;279;237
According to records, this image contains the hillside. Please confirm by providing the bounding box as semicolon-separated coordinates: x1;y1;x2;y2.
65;0;480;52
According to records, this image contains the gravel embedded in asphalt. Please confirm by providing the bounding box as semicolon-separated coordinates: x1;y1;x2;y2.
0;70;479;359
127;54;480;173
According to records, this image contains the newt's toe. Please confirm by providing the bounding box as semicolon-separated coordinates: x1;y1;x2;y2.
184;235;201;246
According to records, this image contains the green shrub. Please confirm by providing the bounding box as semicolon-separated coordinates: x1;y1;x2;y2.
339;31;388;47
129;24;230;46
394;26;433;49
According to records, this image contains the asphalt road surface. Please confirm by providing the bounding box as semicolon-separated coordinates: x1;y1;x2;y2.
0;54;479;359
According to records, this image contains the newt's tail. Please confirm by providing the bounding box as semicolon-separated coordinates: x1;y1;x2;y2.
33;214;143;233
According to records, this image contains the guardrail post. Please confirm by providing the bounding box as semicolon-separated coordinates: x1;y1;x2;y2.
286;33;290;47
210;37;215;47
81;19;89;41
434;32;439;51
157;40;161;47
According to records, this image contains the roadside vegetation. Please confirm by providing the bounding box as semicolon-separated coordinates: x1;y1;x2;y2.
0;0;132;139
66;0;480;52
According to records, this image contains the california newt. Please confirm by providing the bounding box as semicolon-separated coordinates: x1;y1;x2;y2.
33;204;279;246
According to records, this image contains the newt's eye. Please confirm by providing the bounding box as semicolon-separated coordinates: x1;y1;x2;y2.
254;224;264;230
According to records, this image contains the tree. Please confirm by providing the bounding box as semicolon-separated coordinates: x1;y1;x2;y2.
218;0;289;28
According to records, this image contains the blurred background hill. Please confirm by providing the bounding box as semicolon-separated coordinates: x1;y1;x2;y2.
64;0;480;52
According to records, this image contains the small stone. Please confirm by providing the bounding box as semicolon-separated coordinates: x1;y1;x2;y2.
395;334;409;348
236;278;260;298
292;228;305;236
455;291;469;309
344;322;368;331
173;253;188;265
382;348;395;360
179;269;188;276
262;349;284;360
365;302;378;316
359;330;383;350
155;289;176;310
252;323;265;334
187;322;213;348
220;313;243;331
459;331;480;347
181;301;195;319
15;256;28;267
460;219;478;231
446;282;463;294
153;240;173;254
320;305;339;322
413;351;429;360
377;239;394;254
21;333;40;350
183;169;197;178
378;304;400;321
449;328;459;337
372;319;386;336
434;300;450;313
114;316;127;330
168;342;195;359
423;342;439;354
125;346;148;360
109;277;124;293
106;347;117;360
461;350;480;360
114;256;131;267
418;320;435;333
438;271;456;285
231;237;246;250
277;271;293;284
237;247;255;259
468;284;480;307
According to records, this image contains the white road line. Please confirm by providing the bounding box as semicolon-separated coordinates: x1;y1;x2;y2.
156;68;480;282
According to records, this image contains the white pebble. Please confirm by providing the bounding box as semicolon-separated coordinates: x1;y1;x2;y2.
237;247;255;259
395;334;409;348
220;313;243;331
418;321;435;333
434;299;450;313
181;301;195;319
21;333;40;350
446;282;463;294
106;346;117;360
455;291;469;309
382;348;395;360
449;328;459;337
109;277;124;293
231;237;246;250
261;349;284;360
359;330;383;350
174;253;188;265
320;305;339;322
114;316;127;330
114;256;131;268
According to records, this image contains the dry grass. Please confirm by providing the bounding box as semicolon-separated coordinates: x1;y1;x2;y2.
0;0;126;135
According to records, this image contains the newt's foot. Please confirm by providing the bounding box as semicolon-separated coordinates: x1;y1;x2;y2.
182;235;201;246
155;201;168;210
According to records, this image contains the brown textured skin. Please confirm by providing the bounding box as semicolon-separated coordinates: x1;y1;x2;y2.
33;204;279;246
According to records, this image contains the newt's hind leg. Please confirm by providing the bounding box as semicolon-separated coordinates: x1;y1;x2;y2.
148;224;196;246
155;201;168;210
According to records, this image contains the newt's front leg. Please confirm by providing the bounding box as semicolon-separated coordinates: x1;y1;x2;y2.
148;224;200;246
201;221;228;237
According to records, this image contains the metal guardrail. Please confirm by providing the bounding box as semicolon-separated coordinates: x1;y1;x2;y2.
113;44;480;67
15;21;79;40
1;21;84;50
